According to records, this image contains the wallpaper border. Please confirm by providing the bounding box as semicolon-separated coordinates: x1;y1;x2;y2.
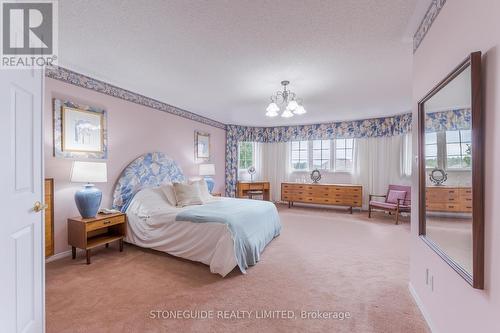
413;0;447;53
45;65;227;130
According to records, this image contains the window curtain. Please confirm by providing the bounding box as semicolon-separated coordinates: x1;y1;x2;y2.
353;135;412;209
401;132;412;177
256;142;290;202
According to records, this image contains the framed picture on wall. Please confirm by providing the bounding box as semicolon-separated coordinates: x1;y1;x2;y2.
61;106;104;153
53;99;108;159
195;131;211;162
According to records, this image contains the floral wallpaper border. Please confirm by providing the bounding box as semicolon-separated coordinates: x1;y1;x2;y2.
45;65;226;130
413;0;447;53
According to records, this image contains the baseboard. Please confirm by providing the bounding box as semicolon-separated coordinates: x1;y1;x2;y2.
45;249;72;263
408;282;438;333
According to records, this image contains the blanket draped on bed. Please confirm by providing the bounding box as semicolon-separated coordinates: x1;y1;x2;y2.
175;199;281;273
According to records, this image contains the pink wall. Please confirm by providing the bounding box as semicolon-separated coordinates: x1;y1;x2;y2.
411;0;500;332
44;78;226;255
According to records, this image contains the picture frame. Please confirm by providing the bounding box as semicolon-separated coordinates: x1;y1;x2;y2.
53;99;108;159
195;131;211;162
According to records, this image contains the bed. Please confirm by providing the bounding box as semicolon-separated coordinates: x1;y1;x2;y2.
112;152;282;277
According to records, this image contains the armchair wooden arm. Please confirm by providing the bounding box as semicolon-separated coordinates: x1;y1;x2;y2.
397;198;411;208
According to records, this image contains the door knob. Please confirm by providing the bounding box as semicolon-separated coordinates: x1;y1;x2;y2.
33;201;48;212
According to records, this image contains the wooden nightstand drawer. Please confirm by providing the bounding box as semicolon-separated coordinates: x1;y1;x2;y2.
86;215;125;232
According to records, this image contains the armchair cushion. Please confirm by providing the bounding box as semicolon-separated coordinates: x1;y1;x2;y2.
387;190;407;204
370;201;397;210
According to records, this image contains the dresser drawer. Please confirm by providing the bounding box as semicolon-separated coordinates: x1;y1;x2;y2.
460;203;473;212
86;215;126;232
459;188;472;201
426;202;461;212
426;202;447;211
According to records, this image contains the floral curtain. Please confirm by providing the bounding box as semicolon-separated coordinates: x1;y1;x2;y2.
424;108;471;132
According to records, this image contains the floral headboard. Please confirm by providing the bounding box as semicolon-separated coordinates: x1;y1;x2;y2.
112;152;185;212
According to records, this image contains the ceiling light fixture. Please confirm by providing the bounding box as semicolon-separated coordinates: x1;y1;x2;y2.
265;80;307;118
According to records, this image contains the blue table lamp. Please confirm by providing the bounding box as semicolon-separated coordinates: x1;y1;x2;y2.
70;161;108;218
199;163;215;193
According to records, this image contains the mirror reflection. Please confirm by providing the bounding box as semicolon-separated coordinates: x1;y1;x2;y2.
423;65;473;274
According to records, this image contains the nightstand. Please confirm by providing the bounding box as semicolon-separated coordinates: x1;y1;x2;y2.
67;212;126;264
211;192;222;197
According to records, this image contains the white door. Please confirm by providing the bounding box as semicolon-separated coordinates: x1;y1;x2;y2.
0;68;44;333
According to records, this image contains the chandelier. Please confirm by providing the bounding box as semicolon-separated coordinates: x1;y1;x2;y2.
265;80;307;118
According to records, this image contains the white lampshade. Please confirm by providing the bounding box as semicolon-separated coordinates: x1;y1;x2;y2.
266;102;279;113
294;105;307;115
70;161;108;183
287;100;299;111
199;163;215;176
265;109;279;117
281;108;294;118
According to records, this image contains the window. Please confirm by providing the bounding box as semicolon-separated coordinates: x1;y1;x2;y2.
312;140;331;169
424;132;438;168
334;138;354;171
291;141;309;170
290;139;354;172
446;130;471;169
238;142;254;169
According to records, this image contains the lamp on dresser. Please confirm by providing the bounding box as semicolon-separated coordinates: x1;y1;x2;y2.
199;163;215;193
70;161;107;218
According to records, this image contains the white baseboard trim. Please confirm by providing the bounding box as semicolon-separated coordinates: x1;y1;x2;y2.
45;249;72;263
408;282;438;333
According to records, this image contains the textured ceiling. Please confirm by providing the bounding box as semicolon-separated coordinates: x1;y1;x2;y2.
58;0;426;126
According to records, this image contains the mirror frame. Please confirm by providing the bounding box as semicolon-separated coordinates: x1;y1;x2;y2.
418;51;484;289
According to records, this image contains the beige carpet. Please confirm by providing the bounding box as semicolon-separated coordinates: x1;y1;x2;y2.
46;205;428;333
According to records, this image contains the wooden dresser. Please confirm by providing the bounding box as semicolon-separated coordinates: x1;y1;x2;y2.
44;178;54;258
281;182;362;213
426;186;472;213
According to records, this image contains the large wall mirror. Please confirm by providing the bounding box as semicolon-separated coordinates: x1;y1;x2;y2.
418;52;484;289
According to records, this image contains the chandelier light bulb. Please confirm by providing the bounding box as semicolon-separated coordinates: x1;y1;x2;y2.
294;105;307;115
265;110;279;117
287;100;299;111
266;102;279;113
281;108;294;118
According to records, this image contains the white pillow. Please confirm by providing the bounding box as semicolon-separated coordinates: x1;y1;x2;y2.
189;179;212;203
159;183;177;206
173;182;204;207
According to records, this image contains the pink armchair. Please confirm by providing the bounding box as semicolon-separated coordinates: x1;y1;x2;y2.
368;185;411;224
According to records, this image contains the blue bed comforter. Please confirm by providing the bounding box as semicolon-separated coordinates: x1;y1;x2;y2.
175;198;282;273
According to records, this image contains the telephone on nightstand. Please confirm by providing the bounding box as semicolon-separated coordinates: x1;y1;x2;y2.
99;208;120;215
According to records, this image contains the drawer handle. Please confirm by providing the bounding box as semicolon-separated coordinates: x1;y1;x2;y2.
103;221;111;225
